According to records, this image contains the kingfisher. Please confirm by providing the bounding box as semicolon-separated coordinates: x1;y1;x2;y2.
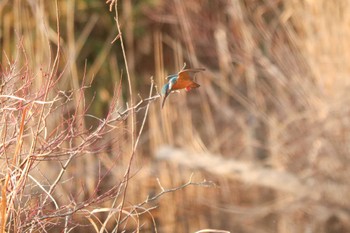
161;66;205;108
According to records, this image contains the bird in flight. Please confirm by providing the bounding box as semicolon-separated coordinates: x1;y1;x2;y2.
161;65;205;108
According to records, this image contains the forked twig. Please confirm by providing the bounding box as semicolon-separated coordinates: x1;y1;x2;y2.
117;173;216;230
141;173;215;205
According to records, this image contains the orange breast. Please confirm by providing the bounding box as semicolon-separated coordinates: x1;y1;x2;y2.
172;79;194;90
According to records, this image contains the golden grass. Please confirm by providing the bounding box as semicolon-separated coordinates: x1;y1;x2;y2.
0;0;350;232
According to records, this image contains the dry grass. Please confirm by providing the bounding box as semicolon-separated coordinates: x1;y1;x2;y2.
144;0;350;232
1;0;350;232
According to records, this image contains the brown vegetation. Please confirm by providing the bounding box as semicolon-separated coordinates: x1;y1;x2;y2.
0;0;350;232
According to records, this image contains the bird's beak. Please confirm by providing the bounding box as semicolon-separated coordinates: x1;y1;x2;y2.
161;91;170;109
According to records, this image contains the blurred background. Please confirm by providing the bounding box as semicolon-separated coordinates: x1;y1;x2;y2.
1;0;350;232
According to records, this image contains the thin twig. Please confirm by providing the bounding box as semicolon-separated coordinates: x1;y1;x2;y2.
112;78;154;231
140;173;215;205
117;173;215;227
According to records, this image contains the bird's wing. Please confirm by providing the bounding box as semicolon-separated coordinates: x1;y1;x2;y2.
177;68;205;81
170;68;204;90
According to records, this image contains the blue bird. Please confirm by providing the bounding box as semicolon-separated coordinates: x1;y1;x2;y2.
161;67;205;108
